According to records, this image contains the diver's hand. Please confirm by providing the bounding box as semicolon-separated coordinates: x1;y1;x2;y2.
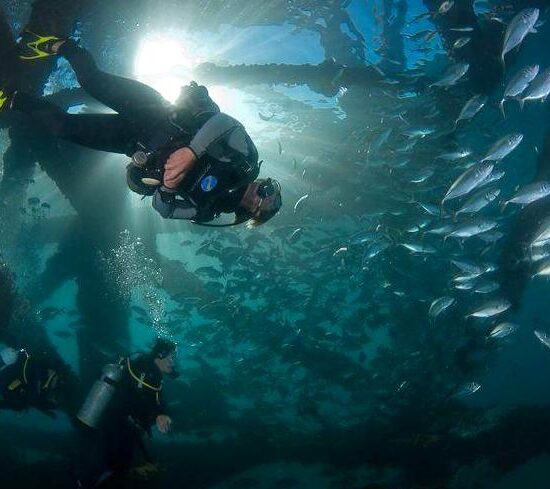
163;147;197;189
156;414;172;434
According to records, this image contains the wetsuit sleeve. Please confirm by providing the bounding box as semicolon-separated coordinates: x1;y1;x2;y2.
188;113;258;163
152;187;198;220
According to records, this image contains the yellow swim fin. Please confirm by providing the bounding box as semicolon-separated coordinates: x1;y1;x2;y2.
0;90;8;111
19;30;63;60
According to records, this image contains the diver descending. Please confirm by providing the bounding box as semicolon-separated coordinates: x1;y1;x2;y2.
1;31;282;226
75;338;177;488
0;345;64;415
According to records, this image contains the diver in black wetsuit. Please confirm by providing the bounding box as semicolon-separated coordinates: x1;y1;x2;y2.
0;345;64;415
1;31;282;226
75;338;177;488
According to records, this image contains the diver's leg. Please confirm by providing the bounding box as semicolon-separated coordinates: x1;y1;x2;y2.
12;91;135;154
59;40;168;116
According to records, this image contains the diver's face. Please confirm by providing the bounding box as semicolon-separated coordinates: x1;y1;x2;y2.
155;353;176;375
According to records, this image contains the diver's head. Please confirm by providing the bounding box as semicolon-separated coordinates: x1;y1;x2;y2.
175;81;220;120
151;338;178;376
238;178;282;227
126;163;161;196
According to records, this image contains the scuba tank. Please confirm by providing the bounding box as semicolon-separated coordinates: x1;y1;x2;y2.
77;363;123;429
0;346;18;372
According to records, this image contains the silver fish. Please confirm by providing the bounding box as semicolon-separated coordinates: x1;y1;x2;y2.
429;296;455;320
531;217;550;247
519;67;550;107
362;239;391;264
481;133;523;162
442;162;494;204
455;94;488;126
369;128;393;156
500;64;539;116
534;330;550;349
456;188;500;216
400;242;437;254
410;167;435;183
293;194;309;213
445;219;498;240
402;127;436;138
436;149;472;161
427;224;455;235
479;169;506;187
532;259;550;278
453;36;471;50
437;0;454;15
452;259;484;275
453;382;481;398
477;230;504;244
466;299;511;318
430;62;469;88
501;8;539;69
488;322;519;339
474;280;500;294
503;181;550;207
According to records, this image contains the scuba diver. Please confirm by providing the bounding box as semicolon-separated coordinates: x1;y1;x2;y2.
0;344;64;416
1;31;282;226
75;338;178;488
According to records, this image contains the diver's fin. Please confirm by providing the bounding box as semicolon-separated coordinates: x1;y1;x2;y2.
0;90;9;111
18;30;64;60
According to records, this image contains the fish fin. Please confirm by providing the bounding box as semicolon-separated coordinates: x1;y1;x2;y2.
499;201;508;212
500;53;506;73
518;97;525;111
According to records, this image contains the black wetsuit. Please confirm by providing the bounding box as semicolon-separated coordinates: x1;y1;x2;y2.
0;350;59;413
12;40;259;221
75;354;168;488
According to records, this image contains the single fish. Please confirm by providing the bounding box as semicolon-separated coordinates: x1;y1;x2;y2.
500;64;539;116
474;280;500;294
453;36;471;50
456;188;500;216
427;224;455;235
519;67;550;108
455;94;488;126
445;219;498;240
437;0;454;15
293;194;309;213
429;296;455;320
333;247;348;257
501;8;539;70
410;167;435;183
436;149;472;161
531;217;550;247
532;259;550;278
430;62;469;88
480;169;506;187
503;181;550;207
534;329;550;349
480;133;523;162
369;128;393;156
362;239;391;263
400;242;437;254
453;382;481;398
449;27;474;32
466;299;511;318
452;259;484;275
477;230;504;244
442;162;494;204
402;127;436;138
488;322;519;339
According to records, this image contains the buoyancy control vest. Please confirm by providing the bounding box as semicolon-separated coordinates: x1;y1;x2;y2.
129;89;260;216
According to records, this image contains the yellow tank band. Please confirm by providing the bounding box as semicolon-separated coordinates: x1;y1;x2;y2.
127;358;162;392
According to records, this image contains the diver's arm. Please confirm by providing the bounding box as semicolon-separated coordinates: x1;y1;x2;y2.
152;187;198;220
187;113;242;159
